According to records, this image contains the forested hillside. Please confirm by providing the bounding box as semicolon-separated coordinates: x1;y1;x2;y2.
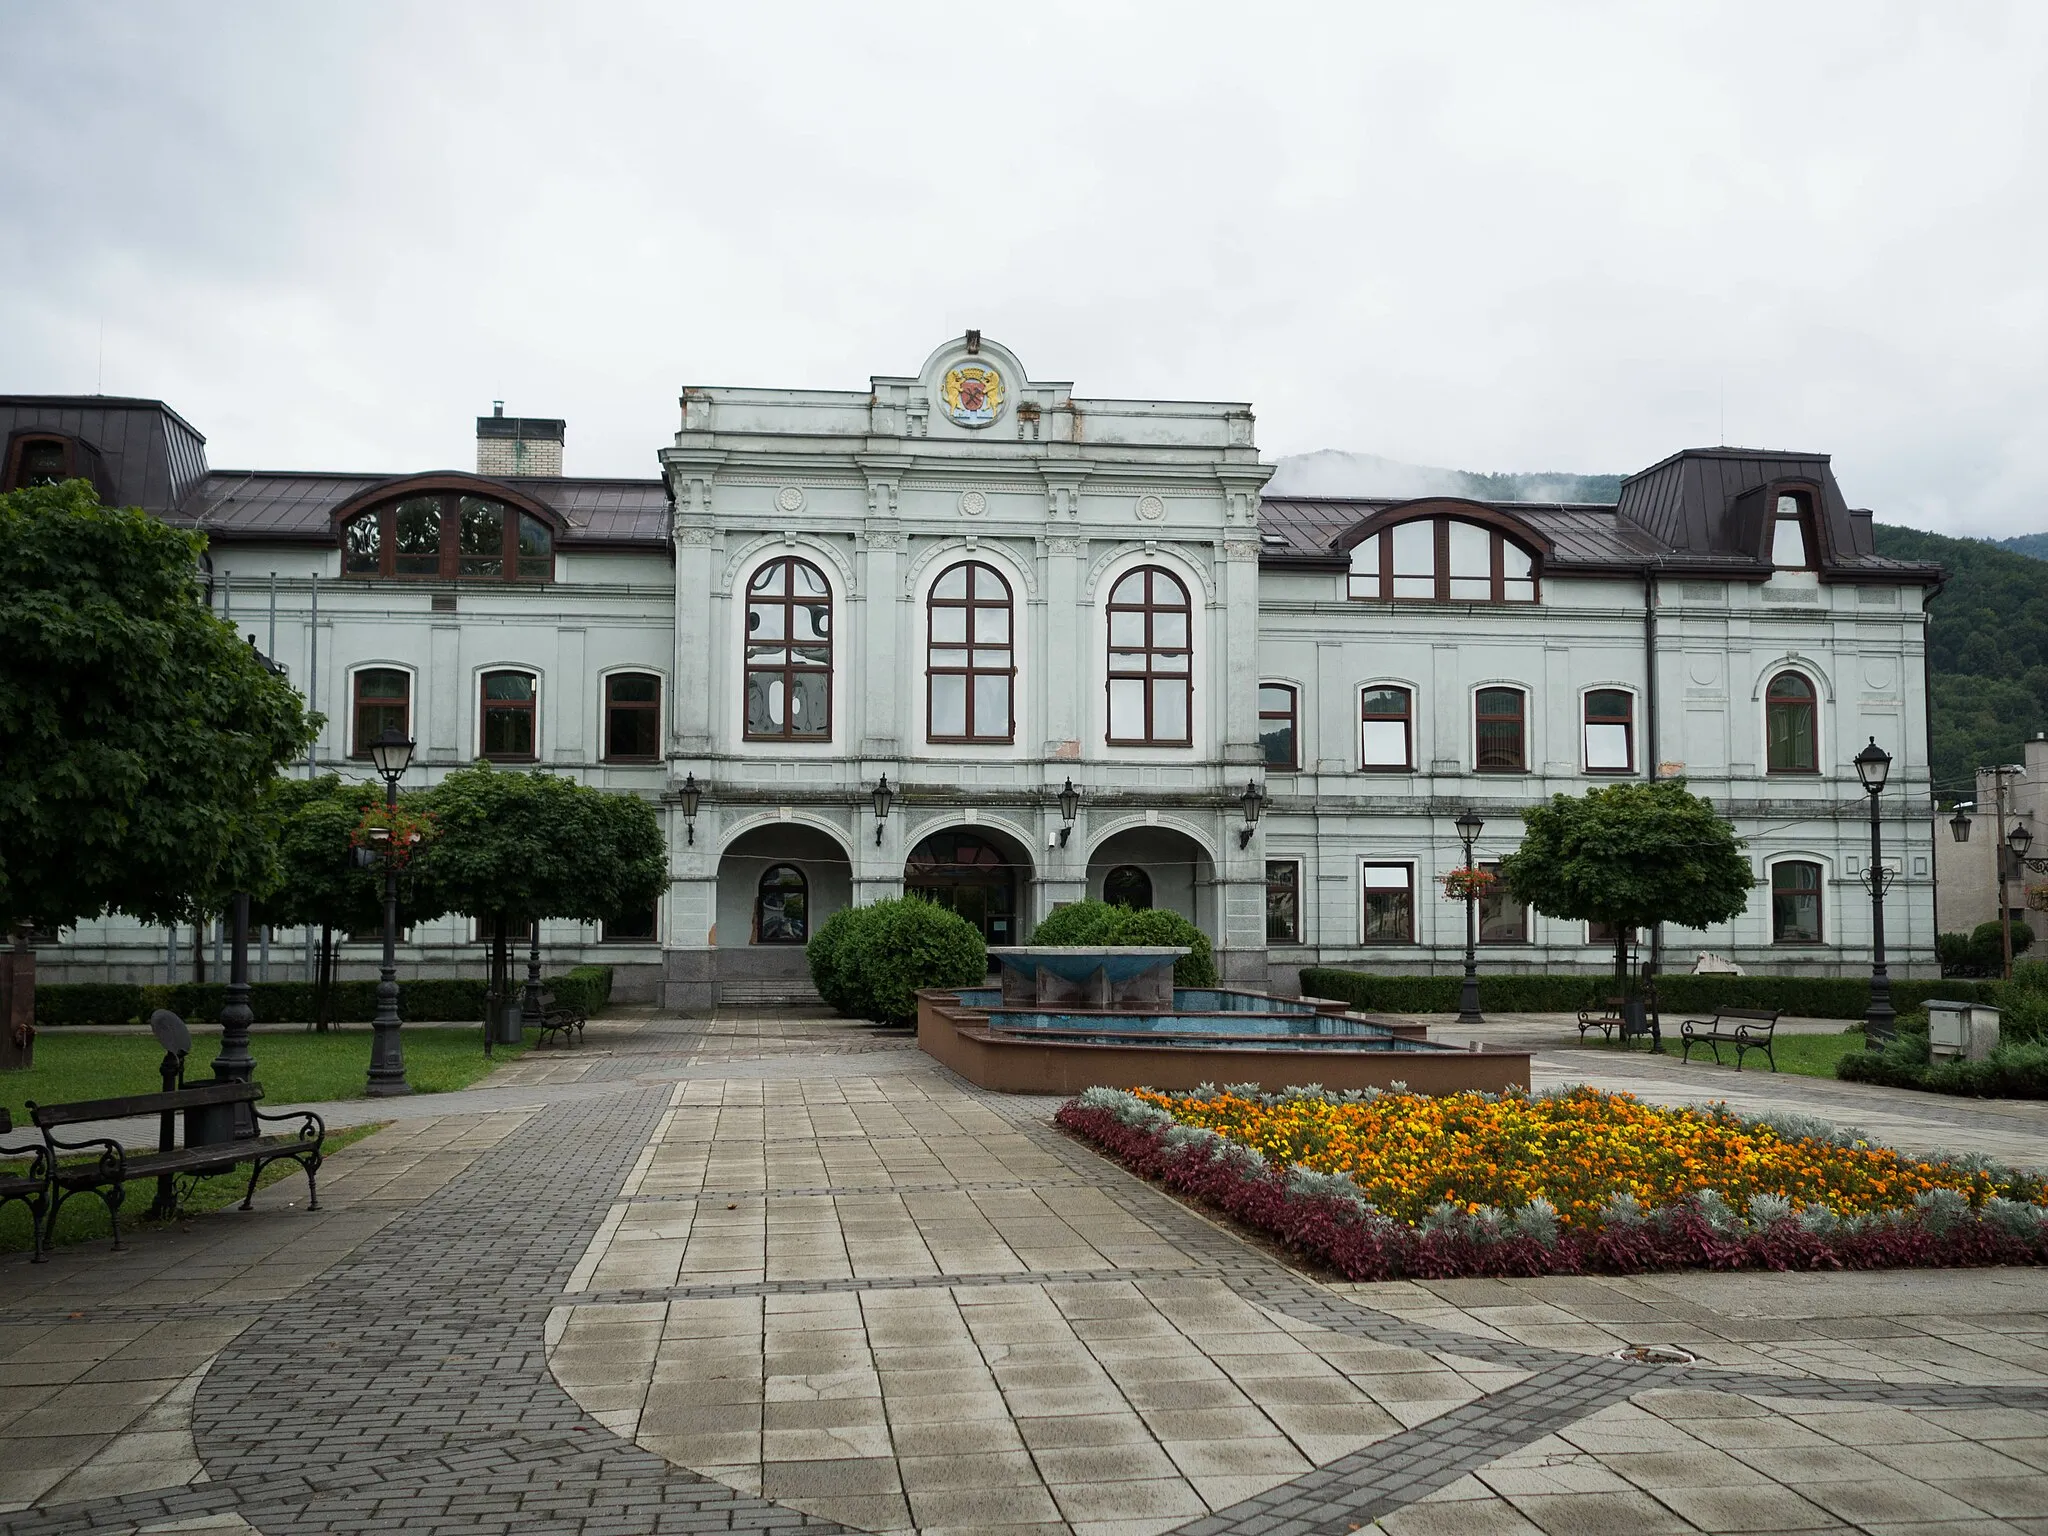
1996;532;2048;562
1873;525;2048;796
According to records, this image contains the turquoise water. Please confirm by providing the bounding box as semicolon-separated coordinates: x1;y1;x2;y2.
988;1012;1386;1039
949;986;1318;1015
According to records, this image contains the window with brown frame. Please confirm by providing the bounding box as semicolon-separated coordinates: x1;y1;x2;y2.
1772;860;1823;943
1265;860;1301;943
1765;671;1818;773
3;434;71;491
1106;566;1192;746
1346;518;1538;603
1474;687;1527;772
745;557;833;740
1477;861;1528;944
1361;863;1415;942
480;670;538;761
756;865;808;943
1583;690;1634;773
1259;684;1298;770
602;904;658;942
1360;686;1413;770
927;561;1014;742
1770;492;1814;570
351;669;411;758
338;493;553;581
603;672;662;762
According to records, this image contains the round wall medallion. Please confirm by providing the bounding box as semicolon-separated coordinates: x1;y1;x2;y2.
940;365;1004;429
1135;494;1167;522
958;489;989;517
775;485;806;514
1864;658;1896;691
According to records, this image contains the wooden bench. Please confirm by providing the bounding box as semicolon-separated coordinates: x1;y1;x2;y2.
29;1082;324;1256
536;992;586;1049
1678;1006;1782;1071
0;1107;52;1262
1576;995;1660;1050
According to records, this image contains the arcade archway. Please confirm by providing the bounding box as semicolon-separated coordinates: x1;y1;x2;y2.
904;828;1032;949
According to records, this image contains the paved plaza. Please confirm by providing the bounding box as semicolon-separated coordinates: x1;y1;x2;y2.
4;1011;2048;1535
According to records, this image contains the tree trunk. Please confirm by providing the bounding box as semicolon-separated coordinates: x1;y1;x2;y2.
1614;931;1631;998
314;924;334;1032
0;926;33;1072
193;919;207;984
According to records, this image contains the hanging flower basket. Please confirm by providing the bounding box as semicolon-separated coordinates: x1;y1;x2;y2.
1440;866;1498;903
351;805;436;870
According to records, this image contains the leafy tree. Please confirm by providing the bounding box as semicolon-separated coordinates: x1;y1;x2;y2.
0;481;317;1064
249;776;446;1030
1497;781;1753;992
416;764;666;1033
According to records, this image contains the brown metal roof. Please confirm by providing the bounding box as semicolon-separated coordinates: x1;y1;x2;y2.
0;396;209;511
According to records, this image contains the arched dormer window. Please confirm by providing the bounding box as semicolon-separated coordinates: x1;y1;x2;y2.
336;484;555;582
2;433;73;491
1770;490;1816;570
1345;513;1538;603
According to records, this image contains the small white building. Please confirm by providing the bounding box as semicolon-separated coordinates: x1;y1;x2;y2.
1;336;1945;1007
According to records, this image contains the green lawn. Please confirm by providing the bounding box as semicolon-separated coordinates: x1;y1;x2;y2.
2;1026;527;1125
1594;1027;1868;1079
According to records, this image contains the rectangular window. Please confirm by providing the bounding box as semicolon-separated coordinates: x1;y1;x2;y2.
1587;919;1639;947
604;672;662;762
1474;687;1526;772
1259;684;1298;771
1390;521;1435;599
1477;862;1527;944
1361;863;1415;943
1583;690;1633;773
1771;494;1811;569
602;904;658;942
1360;686;1412;770
480;670;538;761
1265;860;1301;943
351;669;410;758
1772;861;1823;943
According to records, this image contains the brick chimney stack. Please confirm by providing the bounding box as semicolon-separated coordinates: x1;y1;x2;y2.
476;401;565;477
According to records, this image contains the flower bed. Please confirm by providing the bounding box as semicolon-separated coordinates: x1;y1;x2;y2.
1058;1084;2048;1280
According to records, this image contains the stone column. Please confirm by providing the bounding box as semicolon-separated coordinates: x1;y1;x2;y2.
672;476;716;756
1215;536;1271;987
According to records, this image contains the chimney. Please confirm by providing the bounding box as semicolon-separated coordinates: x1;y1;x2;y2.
476;403;566;477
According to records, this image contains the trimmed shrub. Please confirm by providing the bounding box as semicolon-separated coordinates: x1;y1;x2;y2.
1299;967;2000;1020
31;982;149;1026
1971;920;2034;972
1027;901;1218;987
808;897;985;1024
544;965;614;1015
36;969;608;1026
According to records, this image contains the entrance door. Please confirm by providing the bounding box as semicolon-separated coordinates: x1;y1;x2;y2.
905;831;1020;949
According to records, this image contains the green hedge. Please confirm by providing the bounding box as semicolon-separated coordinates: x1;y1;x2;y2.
1027;902;1218;988
1299;967;2003;1019
805;897;986;1024
34;965;615;1026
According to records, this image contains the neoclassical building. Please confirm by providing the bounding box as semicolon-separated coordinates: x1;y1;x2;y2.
2;335;1945;1007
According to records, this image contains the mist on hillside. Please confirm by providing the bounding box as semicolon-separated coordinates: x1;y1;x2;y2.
1268;450;1623;505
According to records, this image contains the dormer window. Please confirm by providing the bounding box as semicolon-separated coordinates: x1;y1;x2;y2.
3;434;72;491
338;491;553;581
1347;517;1538;602
1771;493;1813;570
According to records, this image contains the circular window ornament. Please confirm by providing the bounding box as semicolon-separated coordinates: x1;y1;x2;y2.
940;365;1004;429
775;486;806;514
958;489;989;518
1136;494;1167;522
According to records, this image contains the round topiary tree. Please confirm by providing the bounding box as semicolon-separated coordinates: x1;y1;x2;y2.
1026;899;1217;987
1971;919;2033;973
808;896;985;1024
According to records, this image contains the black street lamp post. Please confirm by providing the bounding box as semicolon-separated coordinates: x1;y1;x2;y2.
522;923;545;1030
1854;737;1895;1048
212;891;256;1087
1455;809;1484;1026
365;727;416;1098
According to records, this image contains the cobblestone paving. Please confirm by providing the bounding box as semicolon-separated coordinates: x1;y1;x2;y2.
2;1013;2048;1535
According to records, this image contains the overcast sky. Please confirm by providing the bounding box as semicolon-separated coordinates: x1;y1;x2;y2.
3;3;2044;536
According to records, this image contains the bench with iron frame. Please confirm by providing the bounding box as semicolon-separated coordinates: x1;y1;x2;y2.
0;1107;53;1262
535;991;586;1049
1678;1006;1783;1071
28;1082;324;1257
1576;990;1661;1051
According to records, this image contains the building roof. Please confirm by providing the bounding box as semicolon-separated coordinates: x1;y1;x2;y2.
0;395;210;512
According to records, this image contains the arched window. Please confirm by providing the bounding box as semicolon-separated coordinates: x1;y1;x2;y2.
479;670;538;761
1106;566;1192;746
1771;861;1823;943
339;492;553;581
756;865;809;943
745;558;833;740
1766;672;1818;773
1104;866;1153;909
1347;518;1538;603
2;434;72;491
1258;684;1298;770
928;562;1014;742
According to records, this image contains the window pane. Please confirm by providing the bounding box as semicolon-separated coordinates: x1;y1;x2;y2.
931;606;967;644
1767;702;1815;772
1152;679;1189;740
1391;520;1433;577
1362;687;1409;719
1360;719;1409;767
748;601;786;641
973;606;1010;644
1109;678;1145;738
1772;863;1822;942
1447;521;1490;577
1152;611;1188;649
1478;863;1526;944
792;601;829;642
1585;722;1631;770
787;671;828;736
1477;687;1521;716
1260;721;1295;768
1362;865;1412;942
1768;672;1814;701
517;512;552;559
483;705;533;758
1392;576;1435;599
790;561;828;597
1104;866;1152;908
1109;571;1145;605
1772;515;1808;568
931;648;970;669
746;672;781;733
1259;684;1292;715
1503;578;1536;601
1448;577;1492;600
750;563;783;594
972;674;1009;737
1109;651;1149;673
1109;610;1146;647
971;647;1009;670
358;668;408;702
609;672;659;704
394;497;442;575
1502;543;1533;578
1265;862;1299;943
458;498;505;579
483;672;534;702
930;674;967;736
343;514;382;573
1151;648;1189;674
933;565;969;599
973;565;1006;601
607;705;658;759
1149;570;1189;606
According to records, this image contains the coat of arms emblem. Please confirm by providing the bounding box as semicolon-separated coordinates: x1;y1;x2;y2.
940;365;1003;428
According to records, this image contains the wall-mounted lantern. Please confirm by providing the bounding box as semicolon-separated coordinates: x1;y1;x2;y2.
1238;779;1264;849
680;773;702;846
1057;777;1080;847
1949;802;1973;843
871;775;895;845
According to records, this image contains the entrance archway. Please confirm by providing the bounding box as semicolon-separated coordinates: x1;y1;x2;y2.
905;828;1030;949
1086;825;1214;933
